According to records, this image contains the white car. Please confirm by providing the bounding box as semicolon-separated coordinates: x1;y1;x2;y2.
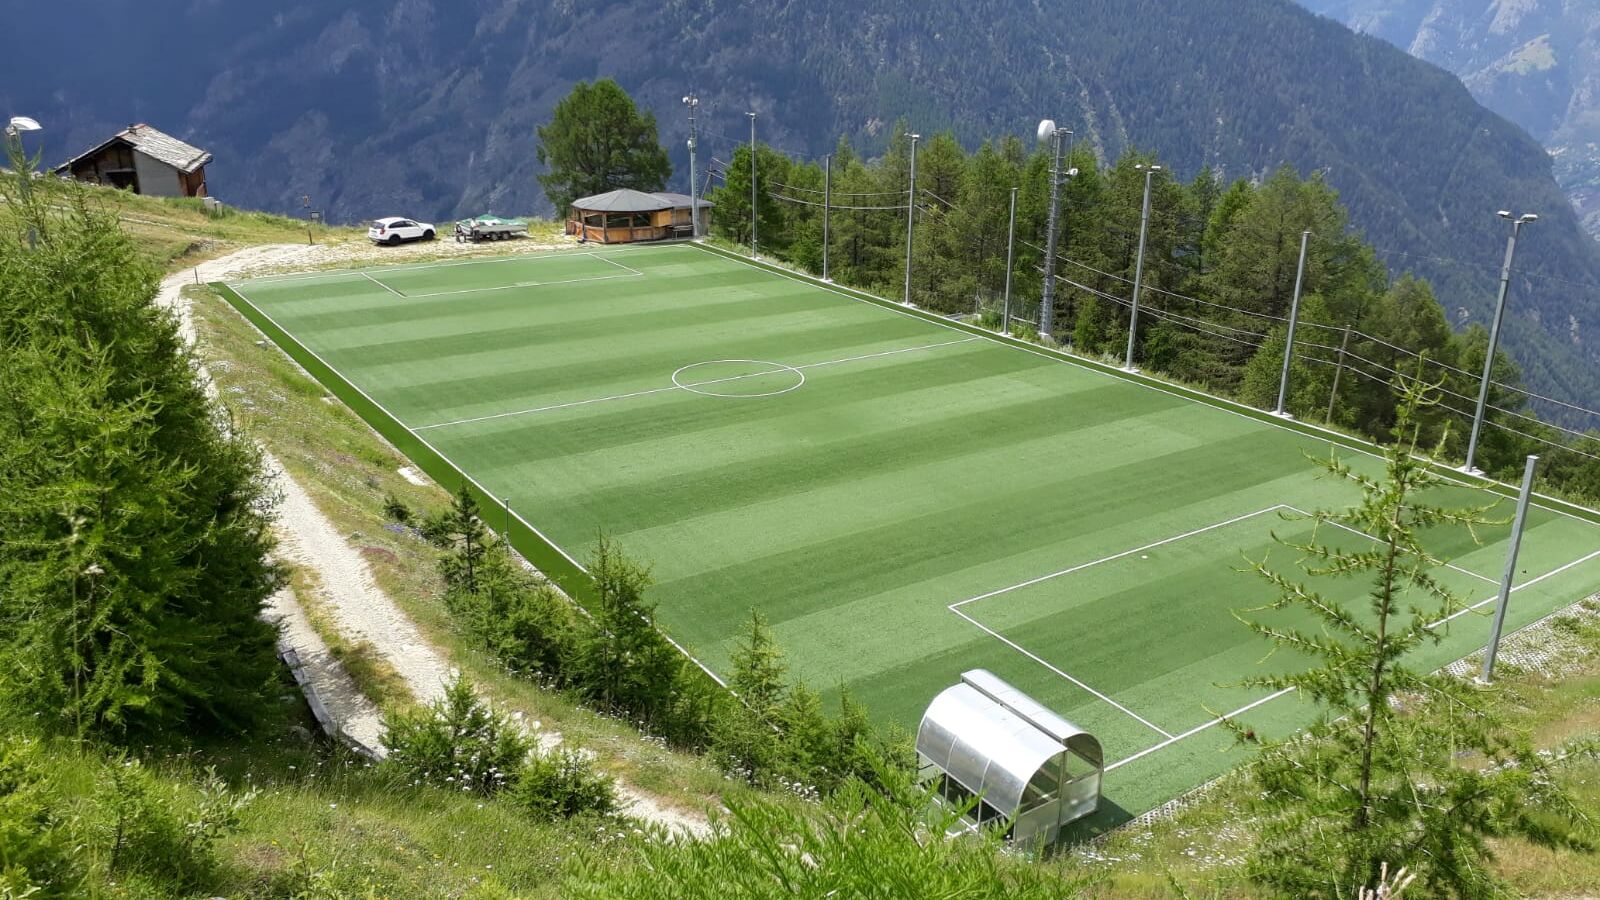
368;216;435;245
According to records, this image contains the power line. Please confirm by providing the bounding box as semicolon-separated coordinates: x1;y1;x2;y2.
767;190;907;212
769;180;904;198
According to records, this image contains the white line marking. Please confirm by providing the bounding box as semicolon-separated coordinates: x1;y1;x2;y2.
1099;537;1600;769
227;284;588;575
1283;507;1500;586
1429;546;1600;628
949;604;1175;739
359;271;404;297
686;245;1600;527
951;506;1287;610
413;337;979;431
589;252;644;277
1105;688;1297;772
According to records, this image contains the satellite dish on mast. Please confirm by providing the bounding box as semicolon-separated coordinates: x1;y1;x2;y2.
1036;119;1056;144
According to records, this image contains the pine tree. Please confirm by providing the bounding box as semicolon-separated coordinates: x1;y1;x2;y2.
1233;375;1592;895
439;483;488;595
0;162;281;738
570;535;681;724
536;79;671;214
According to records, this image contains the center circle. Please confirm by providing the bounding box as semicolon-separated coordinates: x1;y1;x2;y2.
671;359;806;398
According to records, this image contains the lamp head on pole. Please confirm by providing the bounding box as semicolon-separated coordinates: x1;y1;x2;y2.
1498;210;1538;225
1135;163;1163;174
682;95;698;108
6;116;41;136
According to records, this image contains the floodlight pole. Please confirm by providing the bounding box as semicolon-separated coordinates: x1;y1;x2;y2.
1274;230;1312;417
747;111;758;258
1003;186;1018;336
684;95;701;238
822;154;832;281
1124;164;1161;372
1039;128;1070;341
903;132;920;306
1478;454;1539;684
1465;213;1535;474
5;116;42;249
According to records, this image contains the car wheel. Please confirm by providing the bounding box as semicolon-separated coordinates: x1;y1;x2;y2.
386;234;402;246
422;229;435;241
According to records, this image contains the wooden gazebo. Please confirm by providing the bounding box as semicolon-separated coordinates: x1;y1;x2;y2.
567;189;711;244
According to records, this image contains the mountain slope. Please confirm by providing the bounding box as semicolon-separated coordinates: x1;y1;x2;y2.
3;0;1596;411
1297;0;1600;241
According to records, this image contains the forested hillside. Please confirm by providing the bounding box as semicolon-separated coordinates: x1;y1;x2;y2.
4;0;1597;417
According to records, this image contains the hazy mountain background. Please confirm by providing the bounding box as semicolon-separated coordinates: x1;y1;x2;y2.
1297;0;1600;242
3;0;1597;415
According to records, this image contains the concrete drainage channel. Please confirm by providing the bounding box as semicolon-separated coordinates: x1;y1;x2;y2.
280;647;384;760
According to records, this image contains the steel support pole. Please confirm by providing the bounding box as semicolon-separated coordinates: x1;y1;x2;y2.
686;101;700;238
1039;129;1067;341
1003;186;1018;336
1478;454;1539;684
1124;168;1157;371
903;133;920;306
1465;222;1525;473
1275;230;1312;416
747;112;758;258
822;154;832;281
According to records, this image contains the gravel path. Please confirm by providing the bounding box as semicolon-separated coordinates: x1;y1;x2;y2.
158;245;709;835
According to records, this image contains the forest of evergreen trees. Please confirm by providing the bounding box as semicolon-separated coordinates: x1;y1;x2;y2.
706;130;1600;504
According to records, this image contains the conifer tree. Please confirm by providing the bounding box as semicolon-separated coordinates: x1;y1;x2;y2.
0;154;280;737
536;78;670;214
1233;375;1592;895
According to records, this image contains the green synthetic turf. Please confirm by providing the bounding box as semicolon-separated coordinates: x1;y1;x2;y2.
221;244;1600;819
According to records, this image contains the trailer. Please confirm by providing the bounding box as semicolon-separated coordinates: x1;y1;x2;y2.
454;215;528;242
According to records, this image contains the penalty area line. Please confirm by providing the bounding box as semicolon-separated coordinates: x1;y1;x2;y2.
1104;541;1600;770
949;605;1175;739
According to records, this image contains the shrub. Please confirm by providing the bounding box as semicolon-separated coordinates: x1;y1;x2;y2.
381;492;412;524
96;756;253;891
511;748;618;821
0;735;82;898
381;675;530;796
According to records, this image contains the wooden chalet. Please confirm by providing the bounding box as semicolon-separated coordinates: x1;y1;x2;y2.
55;123;212;198
567;189;712;244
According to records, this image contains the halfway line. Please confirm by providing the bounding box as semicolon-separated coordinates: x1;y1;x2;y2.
415;336;979;431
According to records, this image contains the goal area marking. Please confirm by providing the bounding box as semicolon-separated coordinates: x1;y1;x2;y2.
947;504;1592;769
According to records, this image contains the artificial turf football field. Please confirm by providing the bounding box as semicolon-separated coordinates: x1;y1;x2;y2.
221;242;1600;821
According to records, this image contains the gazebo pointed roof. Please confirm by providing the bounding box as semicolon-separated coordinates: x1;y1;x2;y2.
571;188;672;213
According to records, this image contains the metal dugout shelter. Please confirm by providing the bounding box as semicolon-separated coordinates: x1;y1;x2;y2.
916;669;1103;847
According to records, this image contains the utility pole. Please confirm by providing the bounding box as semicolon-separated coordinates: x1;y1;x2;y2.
1464;211;1538;474
1478;454;1539;683
1274;230;1312;417
1325;326;1352;424
683;95;701;237
1124;164;1162;372
1003;186;1018;336
1038;123;1072;341
822;154;832;281
903;132;920;306
747;111;758;258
